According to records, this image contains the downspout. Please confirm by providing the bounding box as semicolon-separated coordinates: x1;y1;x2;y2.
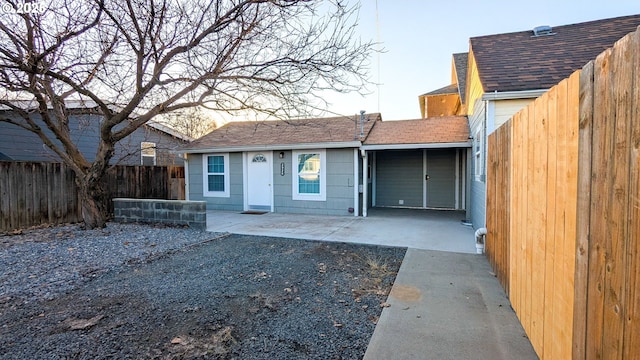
361;148;368;217
475;227;487;254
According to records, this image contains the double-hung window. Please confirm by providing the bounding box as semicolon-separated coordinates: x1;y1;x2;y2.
474;128;484;182
292;150;326;201
203;153;230;197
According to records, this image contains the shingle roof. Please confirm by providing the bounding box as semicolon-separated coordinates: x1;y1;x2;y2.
422;84;459;96
182;113;381;151
364;116;469;145
470;14;640;92
453;53;468;104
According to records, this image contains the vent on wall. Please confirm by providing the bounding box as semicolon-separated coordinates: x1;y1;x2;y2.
532;25;555;37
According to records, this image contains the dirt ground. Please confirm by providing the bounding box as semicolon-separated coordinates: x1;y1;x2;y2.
0;233;405;359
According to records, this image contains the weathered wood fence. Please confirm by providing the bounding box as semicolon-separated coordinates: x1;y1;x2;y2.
0;162;185;232
486;28;639;359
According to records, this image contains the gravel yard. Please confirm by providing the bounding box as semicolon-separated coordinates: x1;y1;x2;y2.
0;222;405;359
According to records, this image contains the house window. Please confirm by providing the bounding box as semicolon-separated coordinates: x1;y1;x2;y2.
474;128;484;181
203;153;230;197
292;150;326;201
141;142;156;165
252;154;266;163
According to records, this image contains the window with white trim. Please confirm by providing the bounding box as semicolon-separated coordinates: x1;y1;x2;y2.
203;153;230;197
292;150;326;201
474;128;484;181
141;142;156;165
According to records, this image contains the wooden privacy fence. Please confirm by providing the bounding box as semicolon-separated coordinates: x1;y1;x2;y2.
486;28;639;359
0;162;185;232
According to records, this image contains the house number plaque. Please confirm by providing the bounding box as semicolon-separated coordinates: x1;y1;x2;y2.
280;162;285;176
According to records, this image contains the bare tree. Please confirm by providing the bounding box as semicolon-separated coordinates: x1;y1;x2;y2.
0;0;373;228
157;107;217;139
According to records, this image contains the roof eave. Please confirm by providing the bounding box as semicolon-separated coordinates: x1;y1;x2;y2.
481;88;549;101
361;141;472;151
178;141;363;154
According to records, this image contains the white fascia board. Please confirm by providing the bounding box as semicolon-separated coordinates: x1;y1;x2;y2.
179;141;362;154
481;89;548;101
361;142;472;151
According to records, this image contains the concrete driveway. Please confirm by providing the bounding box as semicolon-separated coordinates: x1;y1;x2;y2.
207;208;477;253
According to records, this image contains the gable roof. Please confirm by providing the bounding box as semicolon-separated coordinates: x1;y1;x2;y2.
181;113;382;153
363;116;470;149
453;53;468;104
422;84;458;96
470;14;640;93
0;151;12;160
0;100;193;142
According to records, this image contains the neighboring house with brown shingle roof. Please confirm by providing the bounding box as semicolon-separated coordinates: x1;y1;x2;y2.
460;14;640;229
179;112;472;217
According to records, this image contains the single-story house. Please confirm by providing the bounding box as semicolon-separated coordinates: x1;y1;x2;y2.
0;107;191;166
419;14;640;229
179;113;471;217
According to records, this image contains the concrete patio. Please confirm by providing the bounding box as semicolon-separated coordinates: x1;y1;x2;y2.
207;208;477;254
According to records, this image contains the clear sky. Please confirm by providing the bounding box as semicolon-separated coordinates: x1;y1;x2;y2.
319;0;640;121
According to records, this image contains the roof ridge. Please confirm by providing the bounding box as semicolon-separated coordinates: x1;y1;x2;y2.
470;13;640;40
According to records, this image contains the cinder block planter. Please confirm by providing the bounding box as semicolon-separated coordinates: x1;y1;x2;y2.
113;198;207;230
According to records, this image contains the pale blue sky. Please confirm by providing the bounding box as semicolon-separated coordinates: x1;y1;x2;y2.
321;0;640;120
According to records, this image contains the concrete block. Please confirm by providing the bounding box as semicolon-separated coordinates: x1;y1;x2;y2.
189;221;206;231
181;212;195;222
156;210;168;220
130;208;143;219
143;210;156;220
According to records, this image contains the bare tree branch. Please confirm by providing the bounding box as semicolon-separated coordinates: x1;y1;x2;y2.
0;0;374;228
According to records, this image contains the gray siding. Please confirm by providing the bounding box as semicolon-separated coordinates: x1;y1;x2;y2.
188;148;357;216
470;178;486;228
187;153;244;211
469;99;487;228
0;111;185;165
375;150;422;207
274;148;356;216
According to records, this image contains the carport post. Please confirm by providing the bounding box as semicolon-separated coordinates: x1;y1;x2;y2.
361;149;368;217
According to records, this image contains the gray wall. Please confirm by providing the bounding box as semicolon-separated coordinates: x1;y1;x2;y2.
113;198;207;230
274;148;356;216
0;111;185;165
469;100;487;229
188;148;357;216
187;153;244;211
375;150;423;207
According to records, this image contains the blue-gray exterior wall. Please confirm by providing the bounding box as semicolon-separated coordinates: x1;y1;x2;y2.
0;111;185;165
187;153;244;211
188;148;357;216
275;149;356;216
469;99;488;229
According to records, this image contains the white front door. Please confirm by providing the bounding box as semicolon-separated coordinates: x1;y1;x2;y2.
247;152;272;211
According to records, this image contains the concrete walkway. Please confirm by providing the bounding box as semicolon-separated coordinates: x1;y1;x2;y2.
206;208;538;359
364;249;537;359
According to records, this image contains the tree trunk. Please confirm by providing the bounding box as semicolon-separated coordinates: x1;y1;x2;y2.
77;170;109;229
